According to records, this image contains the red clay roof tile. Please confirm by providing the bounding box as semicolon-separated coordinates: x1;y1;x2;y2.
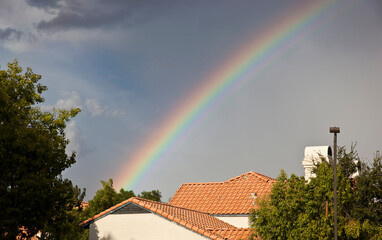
210;228;256;240
169;171;275;215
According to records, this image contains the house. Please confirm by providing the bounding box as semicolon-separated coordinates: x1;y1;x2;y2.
80;197;252;240
80;171;275;240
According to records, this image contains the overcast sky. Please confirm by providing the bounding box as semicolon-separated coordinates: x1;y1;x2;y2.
1;0;381;202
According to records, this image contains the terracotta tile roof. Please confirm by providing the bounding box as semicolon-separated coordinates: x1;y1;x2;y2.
169;171;275;214
210;228;257;240
80;197;253;240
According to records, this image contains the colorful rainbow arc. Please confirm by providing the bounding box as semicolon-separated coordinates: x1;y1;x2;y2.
115;0;339;191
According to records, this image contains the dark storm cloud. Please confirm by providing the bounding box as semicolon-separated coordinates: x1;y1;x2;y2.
0;28;22;41
26;0;61;9
36;0;175;32
370;0;382;21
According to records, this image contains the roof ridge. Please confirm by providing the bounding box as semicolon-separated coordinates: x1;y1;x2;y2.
224;171;254;182
256;172;277;182
135;197;229;216
224;171;276;183
179;181;223;186
171;172;275;186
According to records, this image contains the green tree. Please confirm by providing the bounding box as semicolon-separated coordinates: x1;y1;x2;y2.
40;185;86;240
83;179;127;219
118;188;136;203
138;190;162;202
250;146;382;240
351;150;382;239
0;60;84;239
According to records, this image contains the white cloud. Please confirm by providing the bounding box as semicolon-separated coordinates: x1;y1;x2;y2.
38;104;54;112
0;0;55;52
40;90;126;117
0;0;134;53
0;1;53;30
65;120;80;155
56;91;82;109
85;98;104;116
84;98;127;117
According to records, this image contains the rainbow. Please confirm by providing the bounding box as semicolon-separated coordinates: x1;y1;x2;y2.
115;0;342;191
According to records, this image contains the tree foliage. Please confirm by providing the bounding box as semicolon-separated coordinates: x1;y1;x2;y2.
0;60;84;239
138;190;162;202
250;145;382;240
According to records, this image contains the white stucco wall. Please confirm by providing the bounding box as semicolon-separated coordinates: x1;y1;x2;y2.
89;213;208;240
215;216;249;228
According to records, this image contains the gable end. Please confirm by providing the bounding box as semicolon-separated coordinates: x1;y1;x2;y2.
112;203;150;214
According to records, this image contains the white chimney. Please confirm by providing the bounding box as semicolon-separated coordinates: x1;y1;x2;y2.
302;146;332;181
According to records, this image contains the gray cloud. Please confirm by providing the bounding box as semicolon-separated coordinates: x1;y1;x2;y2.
36;0;175;32
26;0;61;9
370;0;382;21
0;28;22;41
